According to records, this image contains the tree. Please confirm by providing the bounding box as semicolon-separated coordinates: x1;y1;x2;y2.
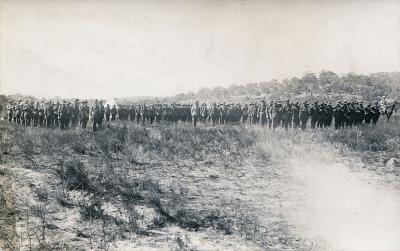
301;72;318;94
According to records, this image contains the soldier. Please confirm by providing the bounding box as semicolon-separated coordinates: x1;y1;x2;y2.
118;105;124;120
210;103;219;126
242;104;249;124
129;105;135;122
105;104;111;122
91;100;101;131
23;100;33;126
273;102;282;129
292;102;300;128
200;103;208;124
371;102;380;124
70;99;80;127
281;100;292;130
364;103;373;125
149;104;156;124
7;101;14;123
111;104;118;121
309;102;319;129
135;105;142;123
33;102;40;126
58;101;68;130
155;105;162;123
258;100;267;126
317;103;325;128
219;103;228;125
45;101;54;128
333;103;344;130
80;100;90;129
38;102;45;127
191;101;200;128
249;103;257;125
326;102;333;127
141;105;148;124
346;102;355;127
267;101;274;129
98;100;105;128
299;102;309;130
54;101;61;127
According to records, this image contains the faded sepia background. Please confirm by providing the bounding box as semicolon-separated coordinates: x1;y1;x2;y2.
0;0;399;98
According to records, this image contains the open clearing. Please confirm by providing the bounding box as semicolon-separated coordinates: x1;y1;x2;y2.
1;123;400;250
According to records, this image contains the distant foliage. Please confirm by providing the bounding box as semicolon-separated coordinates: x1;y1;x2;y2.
143;71;400;103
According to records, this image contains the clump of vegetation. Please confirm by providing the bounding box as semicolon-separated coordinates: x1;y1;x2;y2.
5;121;275;249
322;117;400;153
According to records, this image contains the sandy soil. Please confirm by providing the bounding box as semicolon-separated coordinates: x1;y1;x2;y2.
0;168;16;250
3;127;400;250
283;144;400;250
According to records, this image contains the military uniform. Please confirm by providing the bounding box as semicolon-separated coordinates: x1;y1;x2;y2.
191;101;200;128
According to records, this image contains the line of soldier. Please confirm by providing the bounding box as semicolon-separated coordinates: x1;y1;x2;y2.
190;100;392;129
6;98;396;131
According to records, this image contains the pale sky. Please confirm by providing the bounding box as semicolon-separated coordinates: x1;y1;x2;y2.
0;0;399;99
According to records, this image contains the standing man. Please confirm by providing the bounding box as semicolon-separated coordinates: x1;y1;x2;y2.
91;100;101;131
71;99;80;128
292;102;300;128
7;101;14;123
111;104;118;121
299;101;309;130
105;104;111;122
191;101;200;128
80;100;90;129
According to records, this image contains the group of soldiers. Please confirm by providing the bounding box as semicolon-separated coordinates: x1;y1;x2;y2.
190;99;396;129
5;98;397;131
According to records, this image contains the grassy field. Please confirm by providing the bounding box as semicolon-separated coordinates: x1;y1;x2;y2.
0;117;399;250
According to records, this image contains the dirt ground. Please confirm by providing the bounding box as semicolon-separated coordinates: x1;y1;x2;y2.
0;167;16;250
282;137;400;250
2;125;400;250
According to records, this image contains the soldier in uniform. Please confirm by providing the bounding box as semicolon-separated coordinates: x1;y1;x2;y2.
191;101;200;128
128;105;135;122
218;103;226;125
45;101;54;128
70;99;80;128
258;100;267;126
54;101;61;127
371;102;380;125
105;104;111;122
80;100;90;129
364;103;373;125
291;102;300;128
135;105;142;123
333;103;344;130
242;104;249;124
281;100;292;130
140;105;148;124
149;104;156;124
249;103;257;125
38;102;45;127
98;101;105;128
273;102;282;129
91;100;101;131
15;101;22;125
309;102;319;129
33;102;40;127
200;103;208;124
23;100;33;126
210;103;219;126
59;101;68;130
7;101;14;123
266;101;274;129
111;104;118;121
299;101;309;130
